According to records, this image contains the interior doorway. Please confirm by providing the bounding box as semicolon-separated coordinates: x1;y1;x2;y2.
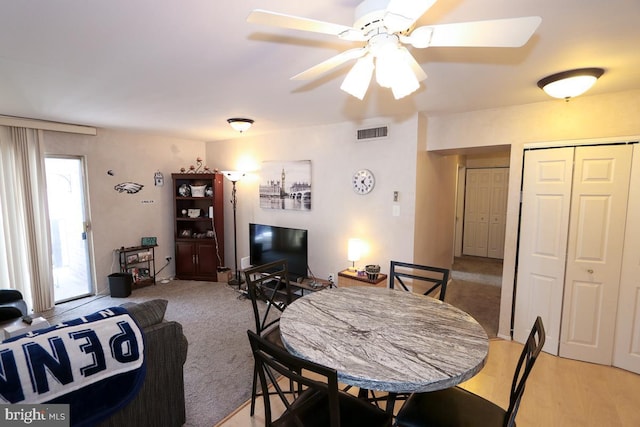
45;156;94;302
450;151;510;336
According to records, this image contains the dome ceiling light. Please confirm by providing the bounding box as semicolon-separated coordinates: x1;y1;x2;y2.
537;68;605;100
227;118;254;133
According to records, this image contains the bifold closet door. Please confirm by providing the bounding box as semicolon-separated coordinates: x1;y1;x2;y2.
463;168;508;258
487;169;509;259
514;147;574;355
559;145;632;364
613;144;640;374
463;169;491;257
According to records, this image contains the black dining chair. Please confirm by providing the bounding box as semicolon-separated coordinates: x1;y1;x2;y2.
243;259;295;416
247;329;393;427
395;316;546;427
389;261;449;301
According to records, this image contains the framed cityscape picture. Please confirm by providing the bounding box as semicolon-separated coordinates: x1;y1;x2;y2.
259;160;311;211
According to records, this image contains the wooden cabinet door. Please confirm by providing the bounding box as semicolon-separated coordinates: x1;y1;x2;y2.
176;242;196;277
196;242;218;276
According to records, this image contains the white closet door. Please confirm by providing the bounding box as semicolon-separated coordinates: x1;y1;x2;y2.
613;144;640;374
559;145;633;364
462;169;491;257
514;148;574;354
487;169;509;259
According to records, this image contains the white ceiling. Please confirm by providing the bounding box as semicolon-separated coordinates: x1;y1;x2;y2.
1;0;639;141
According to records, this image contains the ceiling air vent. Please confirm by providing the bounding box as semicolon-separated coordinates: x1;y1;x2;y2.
357;126;388;141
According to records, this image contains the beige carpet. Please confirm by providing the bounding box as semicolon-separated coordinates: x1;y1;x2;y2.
446;279;501;338
448;256;503;338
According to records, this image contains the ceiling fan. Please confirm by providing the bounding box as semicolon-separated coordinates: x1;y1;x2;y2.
247;0;541;100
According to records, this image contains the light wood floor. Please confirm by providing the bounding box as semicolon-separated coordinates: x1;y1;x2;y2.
215;338;640;427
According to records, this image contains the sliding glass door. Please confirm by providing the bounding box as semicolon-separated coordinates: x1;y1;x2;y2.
45;156;94;302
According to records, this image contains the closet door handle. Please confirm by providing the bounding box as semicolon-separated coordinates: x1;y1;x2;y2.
587;269;594;274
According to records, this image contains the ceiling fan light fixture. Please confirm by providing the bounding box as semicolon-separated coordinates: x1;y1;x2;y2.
341;55;375;100
374;42;405;88
537;68;605;100
227;118;254;133
373;45;420;99
391;70;420;99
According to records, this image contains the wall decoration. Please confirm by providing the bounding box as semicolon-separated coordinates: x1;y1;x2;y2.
259;160;311;211
154;171;164;186
114;182;144;194
178;157;217;174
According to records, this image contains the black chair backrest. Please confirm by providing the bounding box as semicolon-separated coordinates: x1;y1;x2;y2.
243;259;293;335
247;329;341;427
0;289;24;304
389;261;449;301
505;316;546;427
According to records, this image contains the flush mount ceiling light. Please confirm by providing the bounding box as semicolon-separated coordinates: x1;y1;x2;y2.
227;118;254;133
537;68;605;100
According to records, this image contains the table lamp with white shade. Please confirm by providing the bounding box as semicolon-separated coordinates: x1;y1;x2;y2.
347;238;362;272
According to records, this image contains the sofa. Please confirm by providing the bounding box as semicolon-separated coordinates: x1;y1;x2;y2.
0;298;187;426
99;299;188;427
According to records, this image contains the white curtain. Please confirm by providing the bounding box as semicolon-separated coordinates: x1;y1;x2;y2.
0;126;54;312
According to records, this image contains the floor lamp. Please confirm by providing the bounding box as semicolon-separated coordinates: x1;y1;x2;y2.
222;171;245;288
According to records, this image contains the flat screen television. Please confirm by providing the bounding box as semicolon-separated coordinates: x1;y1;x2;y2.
249;223;308;282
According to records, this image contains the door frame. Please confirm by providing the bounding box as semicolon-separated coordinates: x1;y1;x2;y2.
45;155;96;302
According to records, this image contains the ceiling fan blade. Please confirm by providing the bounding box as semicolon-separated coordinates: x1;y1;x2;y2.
247;9;366;41
408;16;542;48
291;48;368;81
384;0;438;33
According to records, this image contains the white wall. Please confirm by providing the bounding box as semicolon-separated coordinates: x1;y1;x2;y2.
42;128;205;293
426;89;640;339
414;113;461;269
207;116;420;281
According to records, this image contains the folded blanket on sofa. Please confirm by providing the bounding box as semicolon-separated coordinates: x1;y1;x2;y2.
0;306;145;426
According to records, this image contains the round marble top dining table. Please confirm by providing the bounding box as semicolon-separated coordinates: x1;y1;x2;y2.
279;286;489;393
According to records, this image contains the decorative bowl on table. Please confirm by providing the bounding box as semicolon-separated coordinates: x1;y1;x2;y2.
365;264;381;281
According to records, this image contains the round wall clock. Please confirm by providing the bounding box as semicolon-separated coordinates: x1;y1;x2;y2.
352;169;375;194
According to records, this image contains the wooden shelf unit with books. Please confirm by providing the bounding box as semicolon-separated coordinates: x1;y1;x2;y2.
172;173;224;281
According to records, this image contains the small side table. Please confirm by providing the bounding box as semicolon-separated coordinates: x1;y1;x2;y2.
337;269;387;288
